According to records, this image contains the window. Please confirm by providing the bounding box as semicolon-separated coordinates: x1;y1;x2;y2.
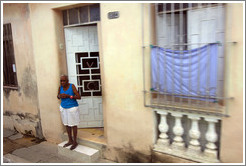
150;3;226;112
3;23;18;87
62;4;100;26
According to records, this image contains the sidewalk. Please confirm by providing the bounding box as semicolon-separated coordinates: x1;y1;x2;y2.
3;128;115;163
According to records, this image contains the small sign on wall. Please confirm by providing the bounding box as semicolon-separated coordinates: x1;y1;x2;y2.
12;64;16;72
108;11;119;19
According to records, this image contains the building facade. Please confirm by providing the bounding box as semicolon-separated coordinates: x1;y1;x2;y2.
2;2;244;163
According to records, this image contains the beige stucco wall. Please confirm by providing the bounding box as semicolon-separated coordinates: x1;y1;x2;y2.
3;2;244;163
28;3;67;143
220;3;244;163
3;4;39;116
100;3;155;161
24;2;156;155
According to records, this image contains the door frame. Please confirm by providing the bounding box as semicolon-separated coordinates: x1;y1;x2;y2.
63;22;106;131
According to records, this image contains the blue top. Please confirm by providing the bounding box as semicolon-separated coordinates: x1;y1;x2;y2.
60;84;79;109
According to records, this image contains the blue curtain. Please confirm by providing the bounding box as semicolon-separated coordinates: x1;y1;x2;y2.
151;43;218;100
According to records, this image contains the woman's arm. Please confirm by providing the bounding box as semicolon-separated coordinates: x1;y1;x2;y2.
71;84;81;99
57;86;61;99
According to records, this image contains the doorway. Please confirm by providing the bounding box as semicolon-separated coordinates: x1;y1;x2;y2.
64;25;104;129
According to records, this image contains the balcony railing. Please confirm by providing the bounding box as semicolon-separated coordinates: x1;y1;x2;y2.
144;90;232;116
153;108;221;163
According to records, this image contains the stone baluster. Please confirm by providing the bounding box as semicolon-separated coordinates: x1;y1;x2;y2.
171;112;185;150
204;117;219;159
187;114;201;154
156;111;169;146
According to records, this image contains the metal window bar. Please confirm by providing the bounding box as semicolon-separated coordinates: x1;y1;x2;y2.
146;3;236;116
171;3;175;104
147;4;151;107
215;3;220;110
151;42;224;47
157;3;221;14
179;3;184;104
196;3;202;106
224;4;232;116
205;4;210;107
188;3;192;105
216;3;224;110
153;3;158;105
163;3;167;103
155;3;160;105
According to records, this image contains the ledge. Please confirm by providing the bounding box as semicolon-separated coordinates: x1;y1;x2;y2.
3;86;19;90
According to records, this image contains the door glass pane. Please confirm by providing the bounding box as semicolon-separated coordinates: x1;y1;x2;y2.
79;6;89;23
68;8;79;25
62;10;68;26
90;4;100;22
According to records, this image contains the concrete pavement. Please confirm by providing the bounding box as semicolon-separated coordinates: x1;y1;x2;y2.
5;141;74;163
3;128;115;163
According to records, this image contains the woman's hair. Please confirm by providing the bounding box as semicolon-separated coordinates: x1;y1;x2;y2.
60;74;68;80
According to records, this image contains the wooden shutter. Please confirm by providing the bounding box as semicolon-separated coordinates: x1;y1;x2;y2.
3;23;18;87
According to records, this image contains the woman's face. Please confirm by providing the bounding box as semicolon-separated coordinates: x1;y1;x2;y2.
60;76;68;87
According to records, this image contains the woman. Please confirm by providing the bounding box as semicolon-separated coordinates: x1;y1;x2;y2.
57;75;81;150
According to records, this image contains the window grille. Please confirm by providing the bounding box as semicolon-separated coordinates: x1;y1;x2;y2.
3;23;18;87
62;4;100;27
144;3;232;116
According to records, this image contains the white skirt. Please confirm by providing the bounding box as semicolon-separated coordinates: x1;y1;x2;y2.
60;106;80;127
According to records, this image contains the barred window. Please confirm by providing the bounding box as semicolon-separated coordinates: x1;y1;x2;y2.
149;3;226;113
3;23;18;87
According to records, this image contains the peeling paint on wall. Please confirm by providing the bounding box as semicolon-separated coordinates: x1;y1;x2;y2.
3;88;12;100
3;111;44;139
21;66;38;99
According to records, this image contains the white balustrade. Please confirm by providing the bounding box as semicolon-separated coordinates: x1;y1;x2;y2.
187;114;202;155
171;112;185;149
157;110;169;145
154;109;221;163
204;117;219;158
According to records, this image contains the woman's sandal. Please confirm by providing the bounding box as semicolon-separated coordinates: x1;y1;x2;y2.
63;142;73;147
70;143;78;150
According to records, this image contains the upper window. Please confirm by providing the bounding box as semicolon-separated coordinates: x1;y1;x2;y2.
3;23;18;87
62;4;100;26
150;3;226;112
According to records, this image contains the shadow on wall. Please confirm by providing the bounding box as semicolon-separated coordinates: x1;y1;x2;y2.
102;143;152;163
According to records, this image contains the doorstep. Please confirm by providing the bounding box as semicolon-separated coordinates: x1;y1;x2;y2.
58;141;100;163
62;128;107;151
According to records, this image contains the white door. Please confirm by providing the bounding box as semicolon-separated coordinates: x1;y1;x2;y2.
64;25;103;128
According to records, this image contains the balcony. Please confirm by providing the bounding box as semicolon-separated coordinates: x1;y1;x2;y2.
153;108;222;163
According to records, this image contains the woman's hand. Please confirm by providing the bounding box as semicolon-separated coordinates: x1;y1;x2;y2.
59;93;70;98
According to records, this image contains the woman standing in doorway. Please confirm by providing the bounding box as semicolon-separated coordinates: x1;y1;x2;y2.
57;75;81;150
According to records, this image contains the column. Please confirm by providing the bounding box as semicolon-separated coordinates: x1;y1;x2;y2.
156;110;169;145
187;114;202;154
204;117;219;159
171;112;185;150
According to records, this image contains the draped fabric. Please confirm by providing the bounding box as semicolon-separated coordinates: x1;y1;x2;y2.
151;44;218;100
